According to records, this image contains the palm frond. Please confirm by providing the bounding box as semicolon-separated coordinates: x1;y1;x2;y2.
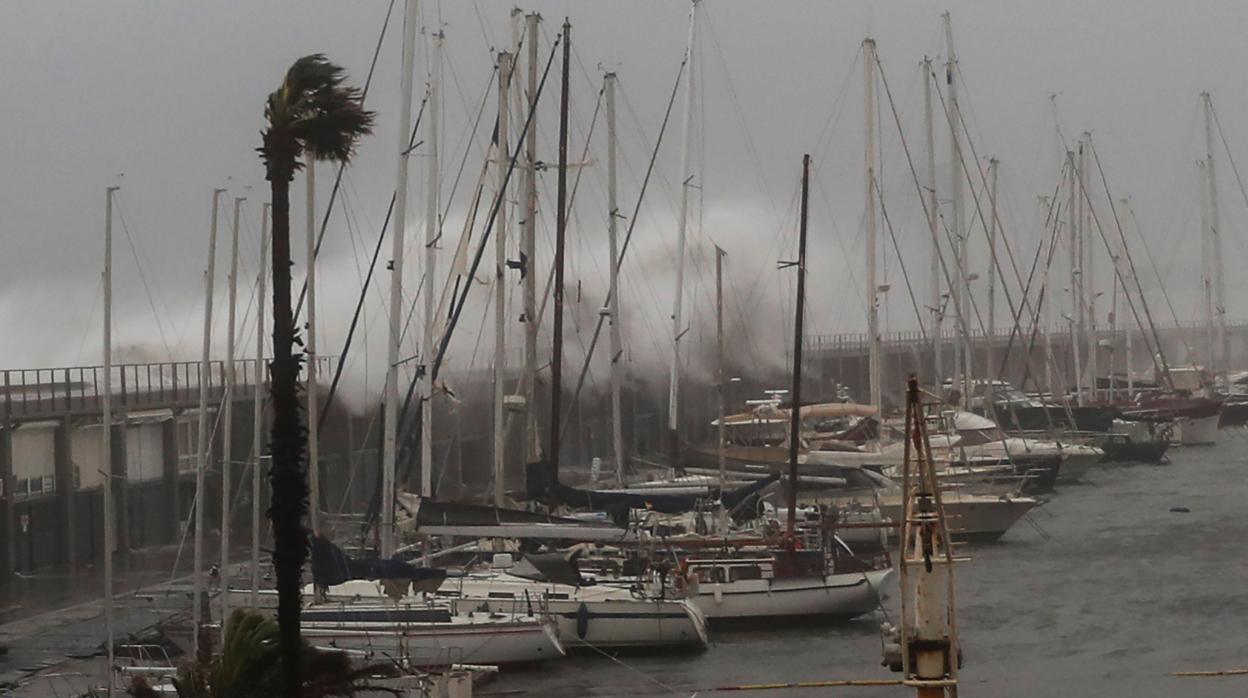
161;610;400;697
216;609;283;695
261;53;375;173
295;101;373;161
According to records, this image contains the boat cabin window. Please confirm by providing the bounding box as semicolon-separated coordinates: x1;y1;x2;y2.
729;565;763;582
690;565;727;583
957;427;1002;446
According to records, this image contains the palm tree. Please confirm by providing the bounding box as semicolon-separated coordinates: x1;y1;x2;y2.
128;610;398;697
258;54;373;696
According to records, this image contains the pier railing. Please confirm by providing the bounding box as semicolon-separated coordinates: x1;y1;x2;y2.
0;356;334;419
804;318;1248;356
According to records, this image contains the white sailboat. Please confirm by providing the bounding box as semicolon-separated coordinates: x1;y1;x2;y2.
678;543;893;623
438;557;709;651
665;150;897;625
297;584;564;668
236;571;566;667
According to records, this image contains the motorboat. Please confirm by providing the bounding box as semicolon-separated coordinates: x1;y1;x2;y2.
944;411;1102;482
874;489;1036;542
1217;372;1248;427
1096;419;1171;463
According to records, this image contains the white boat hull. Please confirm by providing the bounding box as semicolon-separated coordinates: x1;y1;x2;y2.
879;494;1035;542
300;611;564;667
1058;448;1102;480
448;580;709;650
688;568;892;622
230;582;567;666
543;597;705;650
961;438;1103;482
1173;414;1219;446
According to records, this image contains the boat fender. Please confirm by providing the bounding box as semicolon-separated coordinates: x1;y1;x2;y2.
576;602;590;640
713;583;724;605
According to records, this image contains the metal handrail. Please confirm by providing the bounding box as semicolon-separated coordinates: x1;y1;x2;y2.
0;356;334;419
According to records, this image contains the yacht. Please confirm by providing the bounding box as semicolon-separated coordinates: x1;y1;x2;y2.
945;410;1104;481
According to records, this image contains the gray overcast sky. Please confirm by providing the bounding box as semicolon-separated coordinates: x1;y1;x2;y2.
3;0;1246;390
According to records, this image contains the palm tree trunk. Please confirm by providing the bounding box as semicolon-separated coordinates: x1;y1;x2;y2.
266;134;307;698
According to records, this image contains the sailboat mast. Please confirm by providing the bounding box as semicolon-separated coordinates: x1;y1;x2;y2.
193;187;225;655
1039;195;1055;396
786;154;811;540
421;28;442;499
493;51;512;507
668;0;698;469
382;0;419;557
1067;150;1084;406
1202;91;1228;374
305;159;319;532
221;194;244;624
986;158;999;398
923;58;942;387
715;245;727;492
1079;132;1096;399
1122;202;1134;393
943;12;971;408
1109;197;1121;396
1198;158;1215;372
522;12;541;465
864;38;881;410
549;19;570;480
102;184;119;696
605;71;626;486
251;202;269;607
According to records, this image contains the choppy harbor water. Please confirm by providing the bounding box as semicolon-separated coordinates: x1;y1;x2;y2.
3;438;1247;696
500;437;1248;697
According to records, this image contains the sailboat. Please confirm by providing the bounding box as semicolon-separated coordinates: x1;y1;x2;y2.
239;537;567;668
677;538;892;623
658;154;894;624
392;493;711;651
297;583;565;669
439;554;709;651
